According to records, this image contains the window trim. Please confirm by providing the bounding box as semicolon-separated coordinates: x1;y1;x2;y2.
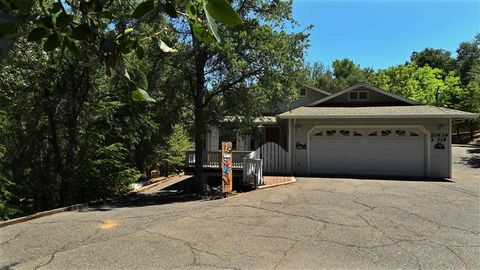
299;88;307;97
348;91;369;101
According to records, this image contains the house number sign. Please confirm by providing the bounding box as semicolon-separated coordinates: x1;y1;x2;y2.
431;132;448;150
221;142;233;193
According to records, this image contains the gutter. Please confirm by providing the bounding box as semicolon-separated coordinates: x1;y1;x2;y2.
278;114;479;120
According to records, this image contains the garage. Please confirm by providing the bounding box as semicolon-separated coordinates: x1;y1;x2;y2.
308;127;426;177
279;83;478;178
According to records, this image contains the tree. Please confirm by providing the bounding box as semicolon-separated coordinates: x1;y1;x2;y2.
1;0;243;101
0;109;18;220
154;124;193;176
170;0;309;192
456;63;480;138
372;63;462;106
456;34;480;86
410;48;456;73
0;0;245;216
306;59;374;93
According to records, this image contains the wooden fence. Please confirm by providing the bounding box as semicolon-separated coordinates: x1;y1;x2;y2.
254;142;288;174
243;153;263;188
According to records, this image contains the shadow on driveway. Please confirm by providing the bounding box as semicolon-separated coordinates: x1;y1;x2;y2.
296;175;453;182
84;176;203;212
463;148;480;168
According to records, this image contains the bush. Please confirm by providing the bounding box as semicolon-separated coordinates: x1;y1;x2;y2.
73;143;141;202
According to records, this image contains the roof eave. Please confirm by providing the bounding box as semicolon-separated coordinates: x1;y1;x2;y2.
306;83;420;107
303;84;332;96
278;114;479;119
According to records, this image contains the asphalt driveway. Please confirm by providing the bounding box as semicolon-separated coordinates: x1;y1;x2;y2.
1;145;479;269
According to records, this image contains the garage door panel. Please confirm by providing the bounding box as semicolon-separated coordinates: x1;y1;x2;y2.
309;128;425;177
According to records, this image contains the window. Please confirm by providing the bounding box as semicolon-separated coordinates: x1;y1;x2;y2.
358;92;368;100
340;130;350;136
410;131;420;137
381;130;392;136
395;130;406;136
368;131;378;136
299;88;307;97
326;130;336;136
348;91;369;101
314;131;323;136
352;131;362;136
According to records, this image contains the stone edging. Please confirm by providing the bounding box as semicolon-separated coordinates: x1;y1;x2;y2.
0;203;87;229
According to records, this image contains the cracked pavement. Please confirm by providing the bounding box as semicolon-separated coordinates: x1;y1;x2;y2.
1;145;479;270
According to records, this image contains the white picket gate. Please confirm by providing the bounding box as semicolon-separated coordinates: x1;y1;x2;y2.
255;142;288;174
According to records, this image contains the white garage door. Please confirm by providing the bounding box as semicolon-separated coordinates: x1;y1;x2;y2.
309;128;425;177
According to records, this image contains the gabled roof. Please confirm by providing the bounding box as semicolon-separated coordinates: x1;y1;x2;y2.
278;105;478;119
307;83;420;107
303;85;331;96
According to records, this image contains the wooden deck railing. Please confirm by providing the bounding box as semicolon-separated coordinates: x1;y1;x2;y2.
185;150;254;169
185;150;265;188
243;153;263;188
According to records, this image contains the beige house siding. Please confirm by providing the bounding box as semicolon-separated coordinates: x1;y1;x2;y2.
289;118;451;178
319;87;409;106
207;126;251;151
289;88;330;109
208;126;219;151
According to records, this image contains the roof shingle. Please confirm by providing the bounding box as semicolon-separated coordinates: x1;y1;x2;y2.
278;105;478;119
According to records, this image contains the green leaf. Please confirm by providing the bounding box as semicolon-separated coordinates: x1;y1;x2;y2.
0;12;20;36
186;3;197;18
116;28;134;39
0;37;12;57
133;68;148;90
64;36;79;54
132;88;155;102
203;2;221;42
40;16;54;28
43;33;61;51
9;0;34;13
204;0;242;26
27;27;47;41
56;12;73;30
164;2;177;18
132;0;154;19
124;69;131;80
119;39;137;54
136;46;145;59
72;23;91;40
102;11;114;20
190;21;214;44
50;2;62;13
159;40;178;53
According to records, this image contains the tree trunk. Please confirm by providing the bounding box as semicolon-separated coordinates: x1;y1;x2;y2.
194;101;206;194
192;39;208;194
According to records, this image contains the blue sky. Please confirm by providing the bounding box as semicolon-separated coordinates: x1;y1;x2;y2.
291;0;479;70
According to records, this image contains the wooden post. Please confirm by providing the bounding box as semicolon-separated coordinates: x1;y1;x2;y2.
221;142;233;194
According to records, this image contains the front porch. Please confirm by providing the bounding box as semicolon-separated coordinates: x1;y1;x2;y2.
184;142;292;189
184;150;253;170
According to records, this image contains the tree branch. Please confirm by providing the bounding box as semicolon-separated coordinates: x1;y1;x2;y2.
205;67;263;104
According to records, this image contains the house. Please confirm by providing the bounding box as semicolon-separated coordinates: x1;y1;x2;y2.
185;83;477;179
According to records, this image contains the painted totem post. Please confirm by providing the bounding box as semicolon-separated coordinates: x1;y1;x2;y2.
221;142;233;194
